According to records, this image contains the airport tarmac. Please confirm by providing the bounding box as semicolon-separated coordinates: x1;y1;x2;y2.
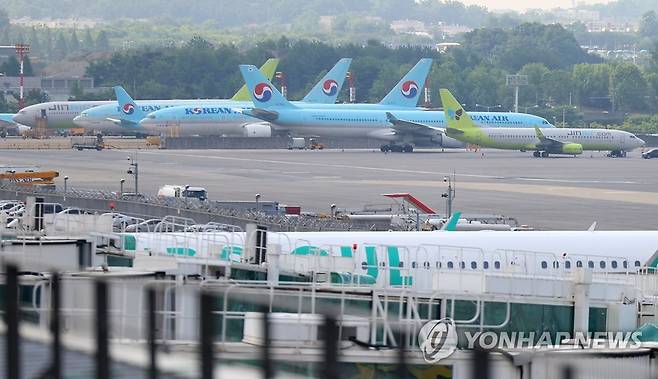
0;148;656;230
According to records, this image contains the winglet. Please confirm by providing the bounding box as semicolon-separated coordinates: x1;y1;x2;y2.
113;86;144;124
302;58;352;104
587;222;597;231
239;64;295;109
380;59;433;107
231;58;279;101
441;211;462;231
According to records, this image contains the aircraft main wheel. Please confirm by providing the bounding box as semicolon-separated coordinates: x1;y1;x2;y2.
533;151;540;158
541;151;549;158
403;145;414;153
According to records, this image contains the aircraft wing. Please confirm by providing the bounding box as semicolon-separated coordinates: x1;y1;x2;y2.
386;112;444;137
236;108;279;122
534;126;567;148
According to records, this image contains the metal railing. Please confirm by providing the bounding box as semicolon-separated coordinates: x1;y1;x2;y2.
0;182;372;232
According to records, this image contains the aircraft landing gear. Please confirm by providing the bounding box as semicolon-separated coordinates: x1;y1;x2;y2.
380;144;414;153
533;151;550;158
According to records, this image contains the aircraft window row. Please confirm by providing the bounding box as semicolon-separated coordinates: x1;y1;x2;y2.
541;260;639;270
316;117;378;122
362;259;640;272
363;260;503;270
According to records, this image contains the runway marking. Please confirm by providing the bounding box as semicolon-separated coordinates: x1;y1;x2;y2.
326;179;658;206
135;150;638;185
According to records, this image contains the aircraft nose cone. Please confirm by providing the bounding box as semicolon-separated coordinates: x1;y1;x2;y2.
72;114;89;127
12;113;29;125
638;138;646;147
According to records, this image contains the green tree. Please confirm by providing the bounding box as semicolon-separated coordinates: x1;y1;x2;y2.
83;29;94;50
53;31;68;60
639;11;658;39
610;63;647;112
572;63;611;108
96;30;110;51
542;69;573;105
519;63;549;104
69;29;80;51
0;55;19;76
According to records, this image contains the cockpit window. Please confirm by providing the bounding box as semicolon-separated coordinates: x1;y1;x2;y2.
630;135;636;139
542;120;548;124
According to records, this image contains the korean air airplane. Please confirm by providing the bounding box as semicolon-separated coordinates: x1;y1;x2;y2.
11;59;279;132
439;89;645;157
70;58;281;134
139;58;435;136
237;64;555;152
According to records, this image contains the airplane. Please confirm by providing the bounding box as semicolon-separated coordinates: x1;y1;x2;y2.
0;113;30;136
13;58;280;132
138;58;436;135
71;58;283;134
236;64;556;152
132;58;357;136
439;89;645;157
122;228;658;288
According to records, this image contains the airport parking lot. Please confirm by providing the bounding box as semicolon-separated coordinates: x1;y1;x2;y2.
0;147;656;230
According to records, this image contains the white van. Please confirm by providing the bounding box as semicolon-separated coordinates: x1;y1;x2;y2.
157;185;208;201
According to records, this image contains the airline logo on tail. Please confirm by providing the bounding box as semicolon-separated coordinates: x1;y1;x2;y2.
401;80;419;99
448;108;463;121
322;79;339;96
122;103;135;115
254;83;273;102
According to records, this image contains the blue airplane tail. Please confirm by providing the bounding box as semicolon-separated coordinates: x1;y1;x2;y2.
379;58;432;108
114;86;145;124
301;58;352;104
239;65;296;109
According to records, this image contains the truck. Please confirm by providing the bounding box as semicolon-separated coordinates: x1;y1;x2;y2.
157;185;208;201
71;135;104;151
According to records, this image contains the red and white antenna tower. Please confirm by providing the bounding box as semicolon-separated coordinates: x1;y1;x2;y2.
0;44;31;109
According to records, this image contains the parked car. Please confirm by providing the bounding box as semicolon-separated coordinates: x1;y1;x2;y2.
125;219;162;232
642;148;658;159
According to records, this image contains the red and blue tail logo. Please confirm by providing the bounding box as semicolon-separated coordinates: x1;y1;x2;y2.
322;79;339;96
254;83;273;102
401;80;419;99
122;103;135;115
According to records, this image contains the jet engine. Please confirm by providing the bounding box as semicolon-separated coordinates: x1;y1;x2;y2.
242;122;272;138
561;143;583;155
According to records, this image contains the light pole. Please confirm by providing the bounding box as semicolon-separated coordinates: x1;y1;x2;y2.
441;176;455;218
127;155;139;194
330;204;336;218
255;193;261;210
120;178;125;195
475;103;502;112
64;176;69;193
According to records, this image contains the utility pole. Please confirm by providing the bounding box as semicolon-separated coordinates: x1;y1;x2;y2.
275;72;287;99
127;155;139;194
346;71;356;103
506;74;528;113
441;175;455;218
0;44;30;109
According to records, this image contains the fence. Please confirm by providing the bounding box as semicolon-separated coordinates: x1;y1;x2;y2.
3;262;652;379
0;183;369;232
